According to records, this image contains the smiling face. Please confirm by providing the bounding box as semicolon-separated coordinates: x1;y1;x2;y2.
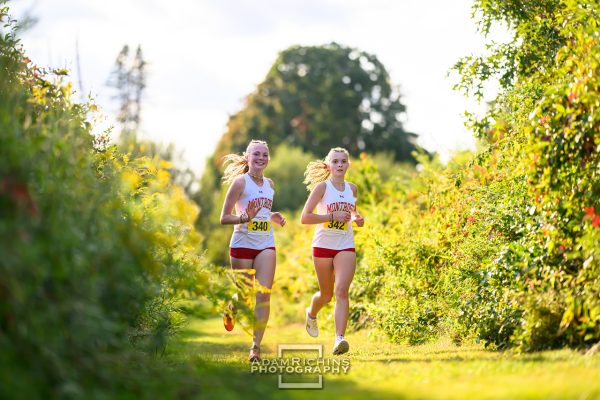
326;150;350;179
245;142;270;174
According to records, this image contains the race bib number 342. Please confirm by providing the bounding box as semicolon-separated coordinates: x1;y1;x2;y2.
323;220;348;232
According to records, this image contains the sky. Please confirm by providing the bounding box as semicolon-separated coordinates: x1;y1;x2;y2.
9;0;504;174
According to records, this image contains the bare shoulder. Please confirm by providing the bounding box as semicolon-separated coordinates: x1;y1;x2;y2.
303;181;327;213
230;174;246;191
313;181;327;194
306;181;327;202
266;177;274;188
222;174;246;211
347;182;358;197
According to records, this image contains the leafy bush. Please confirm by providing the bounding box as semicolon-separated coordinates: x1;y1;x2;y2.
0;7;221;397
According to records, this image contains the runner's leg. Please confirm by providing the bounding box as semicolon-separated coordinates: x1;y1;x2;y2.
332;251;356;336
309;256;335;317
252;249;276;346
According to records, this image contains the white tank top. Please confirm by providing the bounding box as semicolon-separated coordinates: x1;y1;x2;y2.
312;180;356;250
230;173;275;249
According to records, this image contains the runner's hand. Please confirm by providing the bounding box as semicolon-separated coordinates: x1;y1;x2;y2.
353;213;364;227
332;211;351;223
271;212;286;226
245;204;261;220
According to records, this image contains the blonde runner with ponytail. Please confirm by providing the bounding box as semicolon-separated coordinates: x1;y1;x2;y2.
300;146;363;356
218;138;286;363
303;147;350;191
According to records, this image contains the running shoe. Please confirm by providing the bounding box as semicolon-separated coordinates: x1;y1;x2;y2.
223;301;235;332
305;307;318;337
249;345;261;362
333;336;349;355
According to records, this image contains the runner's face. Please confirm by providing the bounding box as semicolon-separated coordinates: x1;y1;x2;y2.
245;143;269;173
327;151;349;179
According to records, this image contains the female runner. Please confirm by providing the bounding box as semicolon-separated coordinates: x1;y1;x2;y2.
300;147;364;355
220;139;286;361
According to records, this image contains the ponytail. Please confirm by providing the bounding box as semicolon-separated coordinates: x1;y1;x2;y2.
303;160;330;191
221;153;249;185
221;139;269;185
303;147;350;191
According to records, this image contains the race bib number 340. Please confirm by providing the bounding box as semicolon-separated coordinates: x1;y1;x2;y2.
248;219;271;234
323;220;348;232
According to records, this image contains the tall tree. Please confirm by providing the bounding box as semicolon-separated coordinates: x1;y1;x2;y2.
107;44;146;136
105;46;197;198
212;42;418;164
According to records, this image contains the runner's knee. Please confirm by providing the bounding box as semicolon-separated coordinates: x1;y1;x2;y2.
256;291;271;304
334;286;349;301
319;291;333;303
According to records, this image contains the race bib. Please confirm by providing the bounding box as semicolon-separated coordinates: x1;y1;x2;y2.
323;220;348;233
248;218;271;235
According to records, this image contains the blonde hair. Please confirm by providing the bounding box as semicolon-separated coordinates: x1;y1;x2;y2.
221;140;269;185
303;147;350;191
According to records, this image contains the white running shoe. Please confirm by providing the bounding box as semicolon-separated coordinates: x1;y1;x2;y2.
305;308;318;337
333;336;349;355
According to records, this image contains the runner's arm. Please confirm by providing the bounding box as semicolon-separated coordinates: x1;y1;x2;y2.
300;182;329;224
220;176;245;225
349;182;364;227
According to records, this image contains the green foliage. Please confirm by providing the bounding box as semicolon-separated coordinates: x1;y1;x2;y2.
120;133;200;202
266;144;315;211
450;0;600;349
0;9;224;397
203;199;232;265
272;128;595;352
453;0;565;101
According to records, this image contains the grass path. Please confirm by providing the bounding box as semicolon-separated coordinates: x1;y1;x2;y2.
169;317;600;400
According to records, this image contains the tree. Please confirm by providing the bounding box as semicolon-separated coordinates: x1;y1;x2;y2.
107;44;146;136
212;42;418;164
105;45;198;198
453;0;600;349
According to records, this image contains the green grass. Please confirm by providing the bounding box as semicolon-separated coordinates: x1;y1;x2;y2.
169;316;600;400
